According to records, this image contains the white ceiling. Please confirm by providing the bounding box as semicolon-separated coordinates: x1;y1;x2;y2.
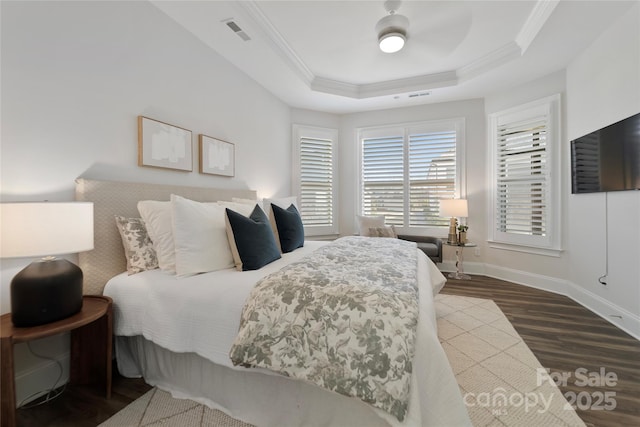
152;1;636;114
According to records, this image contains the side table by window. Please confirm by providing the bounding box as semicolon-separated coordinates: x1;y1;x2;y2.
1;295;112;427
444;242;477;280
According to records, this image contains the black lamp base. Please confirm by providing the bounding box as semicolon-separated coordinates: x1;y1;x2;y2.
11;258;83;327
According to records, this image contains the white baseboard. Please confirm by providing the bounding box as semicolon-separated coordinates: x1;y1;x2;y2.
14;350;69;407
439;260;486;275
483;263;569;295
456;263;640;341
564;281;640;341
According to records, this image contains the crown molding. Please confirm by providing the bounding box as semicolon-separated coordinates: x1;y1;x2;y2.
240;0;558;99
237;0;314;84
359;71;458;98
516;0;560;53
458;0;557;83
309;78;360;98
311;71;458;99
457;41;522;82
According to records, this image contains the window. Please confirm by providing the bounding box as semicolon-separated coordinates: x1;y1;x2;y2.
292;125;338;236
358;119;465;233
488;94;561;254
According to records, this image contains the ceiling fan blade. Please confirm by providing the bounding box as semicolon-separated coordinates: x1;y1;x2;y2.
403;1;472;58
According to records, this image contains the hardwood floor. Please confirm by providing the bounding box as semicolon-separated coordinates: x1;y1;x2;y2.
443;275;640;427
14;370;151;427
14;275;640;427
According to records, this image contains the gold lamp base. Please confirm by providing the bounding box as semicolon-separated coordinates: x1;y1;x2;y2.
447;217;458;244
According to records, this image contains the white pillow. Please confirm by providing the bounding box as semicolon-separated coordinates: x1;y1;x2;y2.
171;194;234;277
231;197;263;211
218;200;256;216
356;215;386;237
264;196;298;210
137;200;175;273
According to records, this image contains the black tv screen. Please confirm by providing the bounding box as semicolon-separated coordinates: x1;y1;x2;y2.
571;112;640;194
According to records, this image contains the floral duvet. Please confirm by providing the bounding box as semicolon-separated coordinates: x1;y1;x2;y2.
229;236;419;421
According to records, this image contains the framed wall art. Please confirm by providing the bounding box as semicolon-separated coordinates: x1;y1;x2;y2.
138;116;192;171
199;134;235;177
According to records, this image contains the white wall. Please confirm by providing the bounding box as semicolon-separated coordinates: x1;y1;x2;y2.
1;0;291;404
291;109;341;131
566;3;640;337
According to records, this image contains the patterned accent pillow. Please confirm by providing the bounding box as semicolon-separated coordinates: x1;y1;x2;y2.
137;200;174;273
114;216;159;275
369;225;397;238
356;215;385;236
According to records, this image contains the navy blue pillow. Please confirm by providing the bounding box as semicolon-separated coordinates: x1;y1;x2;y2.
225;205;281;271
271;204;304;253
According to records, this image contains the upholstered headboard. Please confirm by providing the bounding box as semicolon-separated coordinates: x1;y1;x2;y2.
75;178;256;295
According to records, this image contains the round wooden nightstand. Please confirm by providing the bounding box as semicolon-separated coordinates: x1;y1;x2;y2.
1;295;112;427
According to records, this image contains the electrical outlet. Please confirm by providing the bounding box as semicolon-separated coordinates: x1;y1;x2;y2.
474;247;480;257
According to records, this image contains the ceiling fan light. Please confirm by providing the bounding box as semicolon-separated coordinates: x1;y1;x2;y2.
375;12;409;53
379;32;405;53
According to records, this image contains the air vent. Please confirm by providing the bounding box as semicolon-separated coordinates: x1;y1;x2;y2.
408;91;430;98
223;19;251;41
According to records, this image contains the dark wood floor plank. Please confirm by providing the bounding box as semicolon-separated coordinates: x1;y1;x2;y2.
14;275;640;427
15;370;151;427
442;275;640;427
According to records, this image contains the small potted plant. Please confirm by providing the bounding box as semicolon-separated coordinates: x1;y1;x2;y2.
457;224;469;245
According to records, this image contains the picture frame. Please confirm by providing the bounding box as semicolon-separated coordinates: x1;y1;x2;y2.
199;134;235;177
138;116;193;172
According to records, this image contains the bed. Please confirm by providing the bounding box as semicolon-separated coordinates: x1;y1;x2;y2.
76;178;471;427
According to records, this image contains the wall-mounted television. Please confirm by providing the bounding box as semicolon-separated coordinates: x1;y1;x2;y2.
571;112;640;194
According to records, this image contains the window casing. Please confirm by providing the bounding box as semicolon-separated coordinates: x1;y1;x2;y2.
358;119;465;234
488;94;561;254
292;125;338;237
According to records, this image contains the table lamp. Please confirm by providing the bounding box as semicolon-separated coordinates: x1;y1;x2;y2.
439;199;468;245
0;202;94;327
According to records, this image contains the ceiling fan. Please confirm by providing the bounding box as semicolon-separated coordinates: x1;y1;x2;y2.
374;0;472;60
375;0;409;53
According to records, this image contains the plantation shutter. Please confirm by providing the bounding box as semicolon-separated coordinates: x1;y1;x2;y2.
360;119;463;231
299;136;334;228
409;130;457;227
489;94;560;252
361;135;405;226
496;116;548;236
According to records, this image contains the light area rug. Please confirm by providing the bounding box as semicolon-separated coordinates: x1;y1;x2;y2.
436;294;585;427
100;295;585;427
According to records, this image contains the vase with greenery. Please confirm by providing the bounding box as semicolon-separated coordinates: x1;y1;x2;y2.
457;225;469;245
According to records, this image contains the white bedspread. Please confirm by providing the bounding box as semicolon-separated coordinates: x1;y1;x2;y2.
105;241;471;426
105;241;330;368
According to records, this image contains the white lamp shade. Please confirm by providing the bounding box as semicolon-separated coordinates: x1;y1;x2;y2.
439;199;468;218
0;202;94;258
